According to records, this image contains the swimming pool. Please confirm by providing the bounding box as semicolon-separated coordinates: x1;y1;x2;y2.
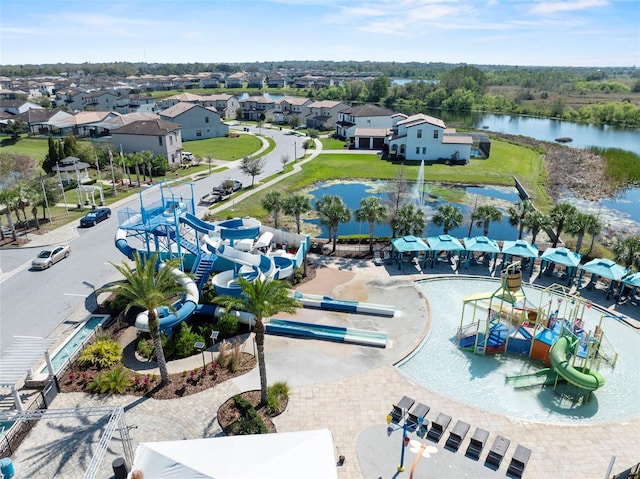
398;277;640;424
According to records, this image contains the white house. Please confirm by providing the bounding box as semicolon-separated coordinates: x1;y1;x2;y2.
386;113;473;163
82;90;118;111
336;104;394;149
159;102;228;141
111;119;183;164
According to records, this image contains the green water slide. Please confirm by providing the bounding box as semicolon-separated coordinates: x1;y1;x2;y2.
549;336;605;391
506;369;557;389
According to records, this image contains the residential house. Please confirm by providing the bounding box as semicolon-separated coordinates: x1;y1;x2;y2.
159;102;228;141
336;104;395;149
54;88;88;111
266;73;286;88
225;72;247;88
199;94;240;119
0;99;43;115
16;108;73;135
273;96;313;124
386;113;474;163
115;94;158;114
247;74;264;89
82;90;118;111
293;75;334;89
238;95;276;121
111;119;183;164
304;100;349;130
52;110;123;137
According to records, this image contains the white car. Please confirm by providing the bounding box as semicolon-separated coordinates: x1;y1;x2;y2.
182;151;195;161
32;244;71;270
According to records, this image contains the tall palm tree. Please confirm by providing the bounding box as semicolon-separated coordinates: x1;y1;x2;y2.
612;235;640;269
522;210;552;245
261;190;285;229
549;202;578;247
283;193;311;234
566;212;601;253
101;252;187;385
0;187;18;241
316;195;351;253
508;200;533;240
391;203;426;237
355;196;388;253
214;276;300;404
431;204;463;235
472;205;503;236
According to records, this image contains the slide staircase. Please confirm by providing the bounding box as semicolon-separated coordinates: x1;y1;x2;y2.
192;253;216;291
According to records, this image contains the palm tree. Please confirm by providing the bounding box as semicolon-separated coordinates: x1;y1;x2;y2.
100;252;188;385
283;193;311;234
566;212;601;253
508;200;533;240
522;210;552;245
549;202;578;247
316;195;351;253
472;205;503;236
612;235;640;269
214;276;300;404
0;187;18;241
355;196;388;253
391;203;426;237
431;204;463;235
261;190;285;229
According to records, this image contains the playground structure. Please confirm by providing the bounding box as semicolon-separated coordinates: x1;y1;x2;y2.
113;180;392;347
456;262;618;398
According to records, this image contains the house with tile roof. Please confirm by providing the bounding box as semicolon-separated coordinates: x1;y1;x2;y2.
16;108;73;135
159;102;228;141
273;96;314;124
386;113;474;163
82;90;118;112
111;119;183;164
198;94;240;119
304;100;349;130
336;104;395;149
238;95;277;121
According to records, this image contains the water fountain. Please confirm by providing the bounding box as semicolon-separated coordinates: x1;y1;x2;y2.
413;160;427;209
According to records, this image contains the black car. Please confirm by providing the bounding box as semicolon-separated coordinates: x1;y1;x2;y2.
80;207;111;227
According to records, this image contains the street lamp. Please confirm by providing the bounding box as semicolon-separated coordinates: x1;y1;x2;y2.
194;341;205;370
209;331;219;362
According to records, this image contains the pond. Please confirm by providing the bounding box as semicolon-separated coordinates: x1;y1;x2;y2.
305;181;522;240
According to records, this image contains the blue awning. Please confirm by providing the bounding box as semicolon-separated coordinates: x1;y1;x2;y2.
391;235;430;253
501;239;539;258
540;247;581;268
581;258;629;281
426;234;464;251
622;272;640;288
463;236;500;253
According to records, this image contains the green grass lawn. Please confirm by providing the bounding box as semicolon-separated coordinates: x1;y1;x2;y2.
320;137;347;150
1;137;49;160
184;134;263;161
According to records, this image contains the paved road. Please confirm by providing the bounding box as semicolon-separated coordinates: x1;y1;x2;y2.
0;127;310;353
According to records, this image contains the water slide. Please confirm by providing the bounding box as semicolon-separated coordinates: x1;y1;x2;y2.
290;291;396;317
549;336;605;391
266;319;388;348
506;369;556;389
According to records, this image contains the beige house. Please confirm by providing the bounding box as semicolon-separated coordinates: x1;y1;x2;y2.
111;119;183;164
160;102;228;141
305;100;349;130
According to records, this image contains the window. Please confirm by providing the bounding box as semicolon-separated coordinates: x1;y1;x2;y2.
433;130;439;139
205;116;209;123
422;147;426;154
416;147;420;154
417;129;422;139
196;130;202;137
169;136;173;145
158;136;163;146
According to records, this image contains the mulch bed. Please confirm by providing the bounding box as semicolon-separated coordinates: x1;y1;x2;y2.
217;390;287;435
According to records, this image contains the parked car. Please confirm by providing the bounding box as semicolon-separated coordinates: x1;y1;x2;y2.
80;207;111;227
182;151;195;162
32;245;71;270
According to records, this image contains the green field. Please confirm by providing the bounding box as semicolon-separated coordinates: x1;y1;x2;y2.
184;134;263;161
0;137;49;160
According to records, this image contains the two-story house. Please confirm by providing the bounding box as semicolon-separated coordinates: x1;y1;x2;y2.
159;92;203;109
225;72;247;88
82;90;118;111
115;94;158;114
247;74;264;89
199;94;240;119
304;100;349;130
238;95;276;121
273;96;313;124
159;102;228;141
386;113;473;163
335;104;395;149
111;119;183;164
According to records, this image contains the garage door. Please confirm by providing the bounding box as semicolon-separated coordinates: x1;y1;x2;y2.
373;138;385;149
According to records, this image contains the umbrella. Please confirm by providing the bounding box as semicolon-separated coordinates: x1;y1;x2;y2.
501;239;539;259
581;258;629;281
426;234;464;251
463;236;500;254
540;247;581;268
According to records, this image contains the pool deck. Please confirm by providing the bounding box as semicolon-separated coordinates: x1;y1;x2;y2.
5;254;640;478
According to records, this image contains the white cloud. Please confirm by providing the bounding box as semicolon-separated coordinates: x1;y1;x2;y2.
529;0;609;15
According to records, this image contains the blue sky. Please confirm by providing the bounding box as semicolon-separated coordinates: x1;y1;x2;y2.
1;0;639;67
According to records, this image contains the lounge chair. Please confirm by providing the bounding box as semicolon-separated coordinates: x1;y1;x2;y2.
486;435;511;467
389;396;414;424
507;445;532;478
426;412;451;442
374;251;383;266
445;420;470;451
465;427;489;459
406;403;430;431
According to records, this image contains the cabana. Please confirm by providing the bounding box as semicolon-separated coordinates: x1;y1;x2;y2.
580;258;629;299
621;272;640;304
501;239;539;273
391;235;430;269
462;236;500;268
426;234;464;268
540;247;582;285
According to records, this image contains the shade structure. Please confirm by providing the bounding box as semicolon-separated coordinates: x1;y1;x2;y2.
581;258;629;281
501;239;539;259
131;428;338;479
463;236;500;253
540;247;582;268
622;272;640;288
391;235;429;253
426;234;464;251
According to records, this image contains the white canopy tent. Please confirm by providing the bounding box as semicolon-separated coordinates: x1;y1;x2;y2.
130;428;338;479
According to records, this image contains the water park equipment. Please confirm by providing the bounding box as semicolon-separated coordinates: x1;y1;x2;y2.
456;262;616;398
266;319;388;347
290;291;396;317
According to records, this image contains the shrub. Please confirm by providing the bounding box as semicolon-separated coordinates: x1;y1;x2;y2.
87;366;132;394
266;381;290;415
77;339;122;369
292;266;304;285
226;339;242;373
136;337;155;360
230;395;267;435
215;313;239;338
216;340;230;369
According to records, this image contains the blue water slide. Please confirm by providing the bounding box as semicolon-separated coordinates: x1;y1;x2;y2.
115;228;136;260
216;218;261;240
179;213;217;234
